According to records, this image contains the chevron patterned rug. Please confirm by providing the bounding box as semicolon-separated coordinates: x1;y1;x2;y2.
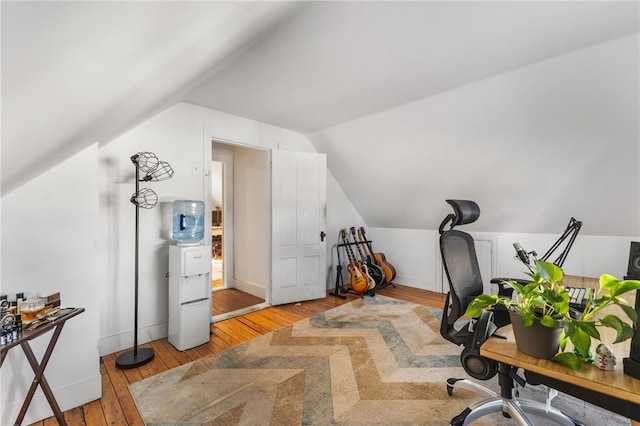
129;295;626;425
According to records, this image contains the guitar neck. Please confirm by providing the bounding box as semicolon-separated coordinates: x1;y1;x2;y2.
357;228;374;259
350;228;368;261
341;230;358;266
358;228;375;259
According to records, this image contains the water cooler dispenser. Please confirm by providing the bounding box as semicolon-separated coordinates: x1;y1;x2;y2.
168;200;211;351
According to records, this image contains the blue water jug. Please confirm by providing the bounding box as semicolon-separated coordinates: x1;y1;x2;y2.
172;200;205;245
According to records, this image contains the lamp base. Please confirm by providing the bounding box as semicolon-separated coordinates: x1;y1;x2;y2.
116;347;154;369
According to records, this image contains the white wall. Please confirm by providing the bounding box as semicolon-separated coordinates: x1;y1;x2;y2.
311;33;640;296
366;226;638;295
232;146;270;299
98;102;364;356
310;33;640;237
0;145;102;425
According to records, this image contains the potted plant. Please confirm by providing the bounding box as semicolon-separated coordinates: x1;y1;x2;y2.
465;260;640;370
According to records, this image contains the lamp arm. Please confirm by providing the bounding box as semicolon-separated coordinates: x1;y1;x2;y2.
540;217;583;268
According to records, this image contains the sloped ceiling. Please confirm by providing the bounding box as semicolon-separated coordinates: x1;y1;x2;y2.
2;1;639;235
1;1;301;195
184;1;639;133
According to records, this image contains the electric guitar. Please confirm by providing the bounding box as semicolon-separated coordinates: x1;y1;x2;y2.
359;227;397;284
340;229;370;294
350;227;384;289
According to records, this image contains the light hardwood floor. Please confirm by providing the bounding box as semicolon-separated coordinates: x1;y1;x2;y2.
29;284;446;426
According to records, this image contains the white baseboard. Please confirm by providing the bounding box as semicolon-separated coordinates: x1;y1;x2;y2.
1;374;101;426
98;321;168;356
394;274;440;293
233;278;266;299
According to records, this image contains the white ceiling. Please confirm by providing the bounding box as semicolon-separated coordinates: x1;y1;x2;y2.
1;1;299;195
184;1;640;132
2;1;639;198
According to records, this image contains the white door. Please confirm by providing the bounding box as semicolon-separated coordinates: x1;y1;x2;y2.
271;150;327;305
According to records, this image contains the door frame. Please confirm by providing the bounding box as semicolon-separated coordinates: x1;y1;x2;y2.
204;129;328;314
204;130;273;318
211;146;234;292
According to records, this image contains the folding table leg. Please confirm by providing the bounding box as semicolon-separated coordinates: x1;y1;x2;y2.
15;323;67;426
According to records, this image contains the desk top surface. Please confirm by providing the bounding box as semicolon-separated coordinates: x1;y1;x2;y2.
481;324;640;405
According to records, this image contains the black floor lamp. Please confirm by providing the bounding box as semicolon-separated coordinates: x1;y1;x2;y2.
116;152;174;369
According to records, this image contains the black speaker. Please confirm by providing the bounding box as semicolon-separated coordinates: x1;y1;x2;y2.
623;289;640;380
626;241;640;279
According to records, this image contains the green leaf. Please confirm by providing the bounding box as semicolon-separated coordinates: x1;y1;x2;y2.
551;352;582;370
535;260;564;284
577;320;600;340
559;332;569;351
600;314;623;334
601;315;636;343
569;327;591;357
540;315;560;328
522;281;542;295
619;303;638;324
599;274;619;291
610;279;640;298
614;323;635;344
464;294;499;317
521;311;535;328
507;280;525;293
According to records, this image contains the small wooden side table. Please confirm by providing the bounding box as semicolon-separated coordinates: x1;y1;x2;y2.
0;307;85;426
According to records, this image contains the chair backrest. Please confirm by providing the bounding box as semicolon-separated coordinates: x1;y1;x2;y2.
438;200;485;345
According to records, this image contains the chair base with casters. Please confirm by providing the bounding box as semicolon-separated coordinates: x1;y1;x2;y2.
447;363;585;426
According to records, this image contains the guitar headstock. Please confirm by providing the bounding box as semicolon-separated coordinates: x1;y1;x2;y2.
350;227;358;240
358;226;366;239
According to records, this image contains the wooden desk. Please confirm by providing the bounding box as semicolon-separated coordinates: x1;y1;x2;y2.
481;324;640;423
0;307;84;426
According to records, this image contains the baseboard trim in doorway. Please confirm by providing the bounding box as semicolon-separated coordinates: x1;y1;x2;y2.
211;302;271;323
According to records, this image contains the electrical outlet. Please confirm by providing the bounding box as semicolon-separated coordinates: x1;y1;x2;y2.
192;162;202;175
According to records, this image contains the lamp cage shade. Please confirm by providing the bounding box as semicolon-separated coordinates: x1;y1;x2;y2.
130;188;158;209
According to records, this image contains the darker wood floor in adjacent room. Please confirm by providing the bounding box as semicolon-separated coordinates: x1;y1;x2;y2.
212;288;265;316
29;285;446;426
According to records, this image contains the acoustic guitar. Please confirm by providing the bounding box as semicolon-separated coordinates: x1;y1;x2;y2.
350;227;384;289
340;229;370;294
358;227;397;284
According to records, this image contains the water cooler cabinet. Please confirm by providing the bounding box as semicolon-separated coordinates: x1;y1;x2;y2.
168;245;211;351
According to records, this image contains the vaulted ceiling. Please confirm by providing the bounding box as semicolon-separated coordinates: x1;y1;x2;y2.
2;1;639;234
183;1;639;133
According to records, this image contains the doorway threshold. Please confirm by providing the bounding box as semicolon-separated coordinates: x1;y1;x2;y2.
211;302;271;323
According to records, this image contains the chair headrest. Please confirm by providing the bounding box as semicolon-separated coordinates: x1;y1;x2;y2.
438;200;480;233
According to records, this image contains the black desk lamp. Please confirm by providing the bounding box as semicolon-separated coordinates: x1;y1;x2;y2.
116;152;174;369
513;217;582;269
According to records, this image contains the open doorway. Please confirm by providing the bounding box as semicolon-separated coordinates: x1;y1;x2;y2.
210;141;269;321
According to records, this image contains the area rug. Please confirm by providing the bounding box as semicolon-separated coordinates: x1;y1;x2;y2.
129;295;627;425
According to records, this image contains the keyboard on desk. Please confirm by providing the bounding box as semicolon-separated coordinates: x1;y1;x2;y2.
565;286;590;312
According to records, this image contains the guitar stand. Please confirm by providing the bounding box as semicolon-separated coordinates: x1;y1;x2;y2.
329;263;347;299
330;242;375;299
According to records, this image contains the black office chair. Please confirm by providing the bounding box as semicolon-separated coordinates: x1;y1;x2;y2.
438;200;582;426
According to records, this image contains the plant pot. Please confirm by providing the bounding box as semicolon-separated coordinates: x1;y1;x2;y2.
509;311;562;359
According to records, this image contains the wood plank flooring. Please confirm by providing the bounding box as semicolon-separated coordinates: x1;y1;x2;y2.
29;284;446;426
212;288;265;316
